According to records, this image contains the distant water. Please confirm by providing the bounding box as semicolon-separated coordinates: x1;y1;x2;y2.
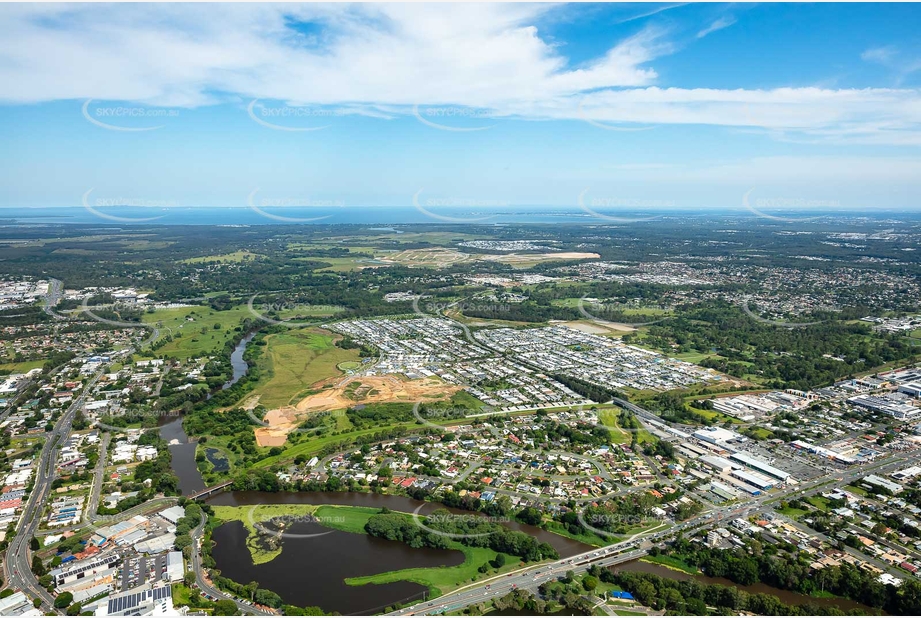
3;206;914;228
1;206;612;226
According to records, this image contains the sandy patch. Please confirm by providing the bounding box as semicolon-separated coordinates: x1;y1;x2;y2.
254;375;459;447
560;320;636;334
294;375;457;412
255;406;299;447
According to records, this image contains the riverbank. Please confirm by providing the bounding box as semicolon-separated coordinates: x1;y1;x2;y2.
211;503;534;598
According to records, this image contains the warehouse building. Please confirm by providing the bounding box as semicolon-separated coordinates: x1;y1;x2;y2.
730;451;791;482
693;426;740;446
699;455;735;474
731;469;775;491
863;474;904;494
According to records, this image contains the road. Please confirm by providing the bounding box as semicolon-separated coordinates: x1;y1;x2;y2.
42;277;65;320
2;370;104;613
86;433;111;519
389;451;916;616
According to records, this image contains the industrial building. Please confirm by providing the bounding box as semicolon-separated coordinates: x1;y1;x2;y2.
731;468;775;491
729;451;791;482
710;481;739;501
165;551;184;583
848;394;920;420
89;584;175;616
862;474;904;494
692;426;740;446
699;455;734;474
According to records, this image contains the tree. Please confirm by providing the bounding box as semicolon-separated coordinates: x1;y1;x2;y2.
582;575;599;591
30;536;40;551
54;592;74;609
214;599;238;615
31;555;46;577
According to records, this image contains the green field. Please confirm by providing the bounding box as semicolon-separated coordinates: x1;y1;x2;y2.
213;504;322;564
181;251;260;263
314;506;526;595
140;305;254;360
598;409;633;445
640;554;700;575
0;360;44;373
245;328;359;409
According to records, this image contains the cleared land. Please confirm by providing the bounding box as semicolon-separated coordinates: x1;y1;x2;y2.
294;375;458;414
247;328;358;409
255;374;459;447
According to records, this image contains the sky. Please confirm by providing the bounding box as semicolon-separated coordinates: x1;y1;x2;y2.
0;2;920;214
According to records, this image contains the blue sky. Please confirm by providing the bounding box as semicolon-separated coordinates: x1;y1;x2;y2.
0;2;919;213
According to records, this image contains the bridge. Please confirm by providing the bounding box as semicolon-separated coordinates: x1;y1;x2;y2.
189;480;233;500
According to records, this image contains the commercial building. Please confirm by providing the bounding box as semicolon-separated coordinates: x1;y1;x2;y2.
848;395;920;420
863;474;904;494
91;584;175;617
692;427;739;446
729;451;791;483
165;551;184;583
699;455;734;474
731;469;775;491
0;591;42;616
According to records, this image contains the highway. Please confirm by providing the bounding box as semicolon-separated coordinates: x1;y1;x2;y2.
2;370;104;613
389;451;915;616
86;433;111;519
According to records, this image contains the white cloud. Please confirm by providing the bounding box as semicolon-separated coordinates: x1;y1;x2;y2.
572;87;921;145
0;3;919;145
861;46;897;64
696;16;736;39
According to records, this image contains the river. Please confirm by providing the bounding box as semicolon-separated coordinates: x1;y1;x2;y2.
204;491;593;614
165;334;872;615
611;559;876;613
160;331;255;495
211;519;462;614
